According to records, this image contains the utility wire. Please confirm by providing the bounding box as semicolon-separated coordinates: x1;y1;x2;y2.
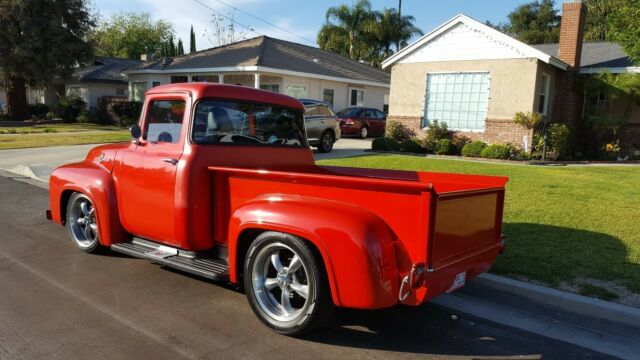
208;0;317;46
191;0;262;38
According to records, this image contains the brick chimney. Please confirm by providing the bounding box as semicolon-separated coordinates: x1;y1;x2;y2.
558;1;587;68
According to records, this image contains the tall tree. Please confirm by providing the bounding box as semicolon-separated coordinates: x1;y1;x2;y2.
90;12;174;60
190;25;197;53
608;0;640;64
168;34;176;57
318;0;377;60
0;0;94;120
375;8;423;56
583;0;621;41
177;39;185;56
501;0;560;44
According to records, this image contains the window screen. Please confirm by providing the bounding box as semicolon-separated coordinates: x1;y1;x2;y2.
424;72;490;130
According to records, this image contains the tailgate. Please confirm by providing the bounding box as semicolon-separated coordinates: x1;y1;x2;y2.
429;189;505;271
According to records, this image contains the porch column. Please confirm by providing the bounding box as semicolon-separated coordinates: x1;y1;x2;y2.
218;74;224;84
254;73;261;89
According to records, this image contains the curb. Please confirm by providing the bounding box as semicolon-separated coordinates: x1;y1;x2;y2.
475;273;640;329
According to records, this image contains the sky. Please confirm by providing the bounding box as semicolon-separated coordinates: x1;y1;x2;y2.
92;0;561;53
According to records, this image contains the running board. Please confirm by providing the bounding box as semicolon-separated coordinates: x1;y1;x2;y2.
111;238;229;281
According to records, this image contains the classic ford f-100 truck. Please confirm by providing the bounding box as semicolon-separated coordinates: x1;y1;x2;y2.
48;83;507;335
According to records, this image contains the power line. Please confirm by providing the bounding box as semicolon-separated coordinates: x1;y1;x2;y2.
207;0;317;46
191;0;262;38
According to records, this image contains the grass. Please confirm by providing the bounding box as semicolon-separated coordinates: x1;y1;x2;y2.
317;154;640;293
0;123;130;149
578;284;619;301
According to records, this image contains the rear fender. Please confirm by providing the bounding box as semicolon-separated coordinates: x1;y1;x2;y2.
228;194;399;309
49;163;129;246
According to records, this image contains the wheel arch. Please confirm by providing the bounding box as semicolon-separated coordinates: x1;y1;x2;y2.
228;195;400;309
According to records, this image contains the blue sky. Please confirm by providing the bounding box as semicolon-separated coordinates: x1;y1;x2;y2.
93;0;560;52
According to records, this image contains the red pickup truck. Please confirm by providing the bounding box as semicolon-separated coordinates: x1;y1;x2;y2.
48;83;507;335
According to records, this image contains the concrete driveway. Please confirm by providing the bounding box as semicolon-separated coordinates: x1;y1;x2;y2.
0;138;373;182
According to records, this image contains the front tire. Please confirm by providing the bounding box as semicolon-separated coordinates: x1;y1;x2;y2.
66;192;103;253
244;231;331;336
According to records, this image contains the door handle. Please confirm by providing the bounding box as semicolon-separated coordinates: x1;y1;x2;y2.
162;158;178;165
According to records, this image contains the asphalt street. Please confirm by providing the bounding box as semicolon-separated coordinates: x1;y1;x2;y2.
0;174;613;360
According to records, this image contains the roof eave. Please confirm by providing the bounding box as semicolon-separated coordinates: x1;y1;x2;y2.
579;66;640;74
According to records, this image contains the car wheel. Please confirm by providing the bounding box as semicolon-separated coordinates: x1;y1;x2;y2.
317;131;334;153
359;126;368;139
244;231;332;336
66;192;103;253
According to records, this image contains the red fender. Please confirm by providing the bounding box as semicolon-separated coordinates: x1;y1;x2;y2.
228;194;400;309
49;163;129;246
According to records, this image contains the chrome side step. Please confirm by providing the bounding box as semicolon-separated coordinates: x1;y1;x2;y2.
111;238;229;281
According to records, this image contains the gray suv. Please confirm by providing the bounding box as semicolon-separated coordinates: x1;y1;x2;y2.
300;99;341;153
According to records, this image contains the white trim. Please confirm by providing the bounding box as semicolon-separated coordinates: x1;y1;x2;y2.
538;73;551;116
125;65;390;88
579;66;640;74
381;14;568;71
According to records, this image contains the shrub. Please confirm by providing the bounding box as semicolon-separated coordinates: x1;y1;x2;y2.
461;140;487;157
451;135;470;155
399;138;424;153
54;96;87;122
547;123;572;159
28;103;50;119
422;120;452;152
513;111;543;130
371;137;400;151
111;100;143;127
480;144;512;159
434;138;453;155
46;111;55;120
385;120;413;142
0;113;12;121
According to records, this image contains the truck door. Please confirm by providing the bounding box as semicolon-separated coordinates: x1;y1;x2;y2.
117;94;189;246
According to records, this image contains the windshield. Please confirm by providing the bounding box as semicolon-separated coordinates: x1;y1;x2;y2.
336;108;360;118
192;99;307;147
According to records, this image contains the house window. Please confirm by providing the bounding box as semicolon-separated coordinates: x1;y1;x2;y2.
424;72;490;131
588;91;610;116
538;73;551;116
131;82;148;102
349;88;364;106
152;82;161;88
192;75;219;83
260;84;280;93
116;88;126;96
285;84;306;98
170;75;189;83
323;89;334;107
67;86;89;104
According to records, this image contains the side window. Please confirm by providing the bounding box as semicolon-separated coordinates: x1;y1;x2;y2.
361;109;374;118
145;100;185;144
304;105;320;116
374;110;385;119
318;105;334;117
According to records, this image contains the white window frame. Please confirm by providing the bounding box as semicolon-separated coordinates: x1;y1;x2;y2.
130;82;148;102
322;88;334;107
349;87;365;106
538;73;551;116
284;84;306;98
260;83;281;93
422;71;491;132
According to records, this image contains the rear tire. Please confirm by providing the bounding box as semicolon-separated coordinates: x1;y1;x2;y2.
359;126;368;139
244;231;332;336
66;192;103;253
317;131;334;153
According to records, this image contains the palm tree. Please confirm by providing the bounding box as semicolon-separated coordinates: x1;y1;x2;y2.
374;8;423;59
318;0;377;60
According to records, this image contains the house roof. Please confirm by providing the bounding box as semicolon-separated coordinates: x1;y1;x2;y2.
532;42;639;73
382;14;569;70
127;36;391;87
70;57;142;84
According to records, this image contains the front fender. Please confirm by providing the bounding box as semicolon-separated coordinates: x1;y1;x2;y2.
228;194;399;309
49;162;129;246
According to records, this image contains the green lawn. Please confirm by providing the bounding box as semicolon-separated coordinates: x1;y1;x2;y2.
318;154;640;293
0;123;130;149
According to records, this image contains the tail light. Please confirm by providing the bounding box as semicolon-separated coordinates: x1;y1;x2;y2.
345;118;355;125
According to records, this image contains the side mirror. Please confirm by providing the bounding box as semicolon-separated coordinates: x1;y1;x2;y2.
130;124;141;140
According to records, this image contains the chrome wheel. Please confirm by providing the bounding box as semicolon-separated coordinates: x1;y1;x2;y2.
67;193;100;251
359;126;368;138
318;131;334;153
251;242;311;322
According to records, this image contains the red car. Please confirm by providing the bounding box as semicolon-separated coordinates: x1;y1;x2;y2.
337;107;387;138
47;83;507;336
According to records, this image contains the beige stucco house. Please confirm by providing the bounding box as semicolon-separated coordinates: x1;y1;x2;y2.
124;36;390;113
382;1;640;151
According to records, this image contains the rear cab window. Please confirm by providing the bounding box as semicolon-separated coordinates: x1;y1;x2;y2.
192;99;307;147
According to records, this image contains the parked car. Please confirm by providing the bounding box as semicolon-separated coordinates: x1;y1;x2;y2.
48;83;507;336
299;99;340;153
337;107;387;138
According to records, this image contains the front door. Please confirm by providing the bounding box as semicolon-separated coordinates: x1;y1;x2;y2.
117;95;189;246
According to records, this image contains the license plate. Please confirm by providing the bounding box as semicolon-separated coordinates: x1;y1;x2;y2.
447;271;467;293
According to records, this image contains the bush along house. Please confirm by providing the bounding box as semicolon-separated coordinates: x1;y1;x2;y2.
382;1;640;160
